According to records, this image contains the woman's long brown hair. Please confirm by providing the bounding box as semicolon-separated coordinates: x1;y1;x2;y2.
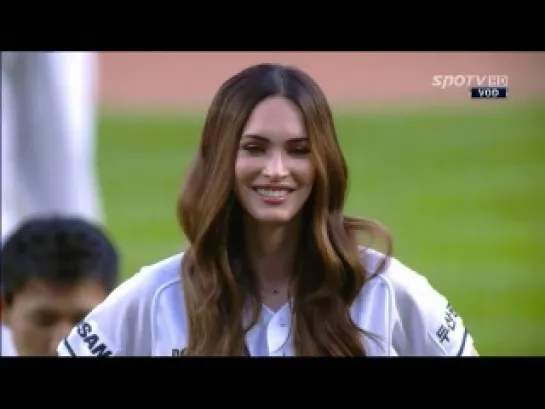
177;63;393;356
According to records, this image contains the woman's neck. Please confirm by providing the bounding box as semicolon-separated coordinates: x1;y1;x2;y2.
244;218;300;287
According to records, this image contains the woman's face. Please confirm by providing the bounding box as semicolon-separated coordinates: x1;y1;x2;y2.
235;96;315;224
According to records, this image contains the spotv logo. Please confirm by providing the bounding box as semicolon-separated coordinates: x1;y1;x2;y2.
432;74;508;90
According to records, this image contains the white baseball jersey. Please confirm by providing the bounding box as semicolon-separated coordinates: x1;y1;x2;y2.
1;324;17;357
57;249;474;357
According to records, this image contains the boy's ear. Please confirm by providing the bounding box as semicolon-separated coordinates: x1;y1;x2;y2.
1;298;10;326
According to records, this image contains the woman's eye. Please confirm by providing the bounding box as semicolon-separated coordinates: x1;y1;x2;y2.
242;145;264;154
290;146;309;155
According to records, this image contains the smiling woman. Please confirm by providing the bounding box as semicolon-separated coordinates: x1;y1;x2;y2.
57;63;478;357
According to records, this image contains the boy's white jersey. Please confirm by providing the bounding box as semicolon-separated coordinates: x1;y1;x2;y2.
57;249;474;357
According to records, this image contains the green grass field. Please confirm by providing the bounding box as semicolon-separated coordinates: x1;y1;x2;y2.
97;101;545;356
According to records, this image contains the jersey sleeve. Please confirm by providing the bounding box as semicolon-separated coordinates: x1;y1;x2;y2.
388;260;475;356
57;267;154;357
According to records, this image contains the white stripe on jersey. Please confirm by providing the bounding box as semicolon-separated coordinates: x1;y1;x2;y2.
1;324;17;357
57;249;475;357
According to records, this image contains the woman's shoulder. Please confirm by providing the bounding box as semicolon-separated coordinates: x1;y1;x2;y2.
359;246;439;291
101;251;185;307
129;252;185;294
359;246;451;314
358;247;475;356
56;252;186;357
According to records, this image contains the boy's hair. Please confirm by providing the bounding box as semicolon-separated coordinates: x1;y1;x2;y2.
1;216;120;305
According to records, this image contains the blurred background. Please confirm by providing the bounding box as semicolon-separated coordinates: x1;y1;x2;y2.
9;51;544;356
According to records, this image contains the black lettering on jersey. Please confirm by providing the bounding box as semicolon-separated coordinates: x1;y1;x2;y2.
446;303;458;317
444;303;458;330
436;324;451;343
435;302;461;344
76;322;113;357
